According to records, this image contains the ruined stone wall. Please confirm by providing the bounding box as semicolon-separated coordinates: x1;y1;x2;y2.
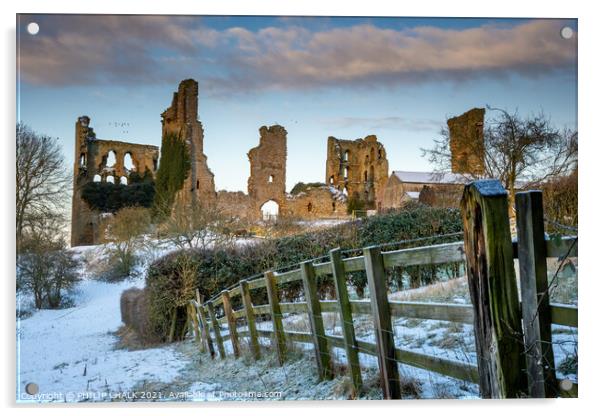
161;79;216;209
448;108;485;175
216;190;252;219
325;135;389;210
247;125;287;220
380;174;405;210
418;184;463;208
285;186;347;218
70;116;159;246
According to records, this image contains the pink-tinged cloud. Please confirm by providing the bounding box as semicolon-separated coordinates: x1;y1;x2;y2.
18;15;576;93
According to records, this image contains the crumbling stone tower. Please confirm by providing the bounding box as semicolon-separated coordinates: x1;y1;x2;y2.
247;125;287;219
325;135;389;210
448;107;486;175
161;79;216;209
70;116;159;246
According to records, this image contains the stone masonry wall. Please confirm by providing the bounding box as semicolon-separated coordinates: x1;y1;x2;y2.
247;125;287;220
285;186;347;218
161;79;216;209
70;116;159;246
448;107;485;175
325;135;389;210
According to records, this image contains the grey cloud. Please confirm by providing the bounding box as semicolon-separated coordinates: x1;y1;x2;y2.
18;16;576;93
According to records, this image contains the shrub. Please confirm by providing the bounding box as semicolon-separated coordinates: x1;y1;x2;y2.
144;204;463;341
100;206;151;281
17;237;80;309
541;169;578;233
81;171;155;213
290;182;326;195
145;253;199;342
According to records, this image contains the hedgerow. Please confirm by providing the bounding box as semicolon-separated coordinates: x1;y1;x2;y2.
145;203;464;342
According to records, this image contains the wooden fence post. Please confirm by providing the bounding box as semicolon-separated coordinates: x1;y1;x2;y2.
300;261;333;380
265;271;287;365
240;280;261;360
364;246;401;399
207;302;226;359
515;190;557;397
197;294;215;359
221;290;241;358
330;248;362;392
460;179;528;398
188;303;201;345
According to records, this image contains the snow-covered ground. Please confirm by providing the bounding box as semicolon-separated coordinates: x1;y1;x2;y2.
16;239;578;402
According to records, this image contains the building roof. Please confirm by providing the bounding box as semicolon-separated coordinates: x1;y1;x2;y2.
392;170;469;185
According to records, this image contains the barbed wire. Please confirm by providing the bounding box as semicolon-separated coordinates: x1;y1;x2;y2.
544;218;578;233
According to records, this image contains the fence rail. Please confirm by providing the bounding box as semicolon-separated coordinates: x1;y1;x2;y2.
186;181;578;400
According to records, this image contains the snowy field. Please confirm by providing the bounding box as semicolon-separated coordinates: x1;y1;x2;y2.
16;240;578;402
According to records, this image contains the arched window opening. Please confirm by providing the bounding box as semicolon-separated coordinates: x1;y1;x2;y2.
196;180;200;190
120;176;128;185
106;175;115;184
268;175;274;183
93;174;101;183
344;167;349;180
307;202;313;212
378;149;382;160
260;200;279;221
106;150;117;168
79;153;86;167
332;202;336;212
370;165;375;181
329;176;334;185
343;150;350;162
123;152;135;171
364;171;368;182
342;187;349;197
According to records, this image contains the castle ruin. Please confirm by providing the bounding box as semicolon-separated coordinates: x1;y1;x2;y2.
448;107;486;176
70;116;159;246
247;125;288;220
161;79;216;208
71;79;395;246
325;135;389;210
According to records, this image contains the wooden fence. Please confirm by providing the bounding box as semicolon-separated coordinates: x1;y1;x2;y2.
186;180;578;399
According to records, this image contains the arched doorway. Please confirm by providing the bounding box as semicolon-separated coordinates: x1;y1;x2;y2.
260;200;279;221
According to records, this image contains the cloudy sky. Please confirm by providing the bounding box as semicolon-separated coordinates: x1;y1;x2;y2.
17;15;577;192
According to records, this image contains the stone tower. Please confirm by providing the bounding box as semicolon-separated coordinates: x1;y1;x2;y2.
70;117;159;246
161;79;216;208
448;108;486;176
325;135;389;210
247;125;287;219
71;116;97;246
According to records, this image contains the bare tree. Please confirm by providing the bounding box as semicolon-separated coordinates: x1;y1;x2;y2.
422;107;578;205
17;225;80;309
103;206;152;280
16;123;70;250
161;200;238;250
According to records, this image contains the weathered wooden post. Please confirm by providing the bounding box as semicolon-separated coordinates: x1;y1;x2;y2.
330;248;362;393
460;179;528;398
300;261;333;380
240;280;261;360
207;302;226;359
188;302;201;344
196;293;215;359
265;271;287;365
364;246;401;399
221;290;241;358
515;190;557;397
